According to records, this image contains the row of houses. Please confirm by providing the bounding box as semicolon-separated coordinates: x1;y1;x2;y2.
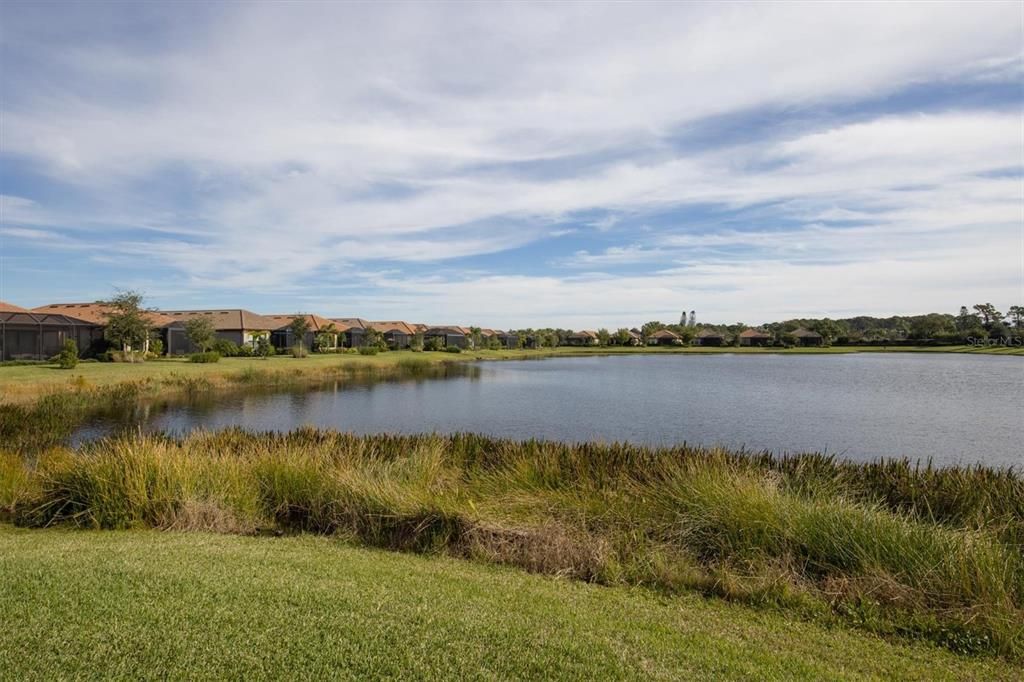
0;300;522;360
1;299;824;361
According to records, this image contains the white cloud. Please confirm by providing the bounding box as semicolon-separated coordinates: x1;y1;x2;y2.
0;2;1021;319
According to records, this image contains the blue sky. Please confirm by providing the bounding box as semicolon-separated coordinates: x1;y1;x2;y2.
1;1;1021;328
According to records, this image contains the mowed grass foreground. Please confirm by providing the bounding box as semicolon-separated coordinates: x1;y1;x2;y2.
2;430;1021;660
0;528;1019;681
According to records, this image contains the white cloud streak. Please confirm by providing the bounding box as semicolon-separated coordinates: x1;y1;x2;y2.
1;1;1021;321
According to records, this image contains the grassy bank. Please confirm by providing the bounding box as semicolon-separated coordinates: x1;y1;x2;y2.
4;529;1017;680
3;430;1021;659
2;344;1019;404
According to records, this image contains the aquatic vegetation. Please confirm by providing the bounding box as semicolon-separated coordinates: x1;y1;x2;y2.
4;429;1021;659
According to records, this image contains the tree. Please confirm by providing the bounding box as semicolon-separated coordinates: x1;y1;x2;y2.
469;326;483;350
955;306;982;333
1007;306;1024;330
597;328;611;346
989;321;1011;341
363;326;385;349
103;290;152;356
640;321;665;342
314;323;339;352
813;318;842;346
410;332;424;351
289;316;311;352
972;303;1003;329
184;317;217;352
909;313;953;340
614;328;632;345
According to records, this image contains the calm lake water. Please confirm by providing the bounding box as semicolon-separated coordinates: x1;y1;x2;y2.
78;354;1023;467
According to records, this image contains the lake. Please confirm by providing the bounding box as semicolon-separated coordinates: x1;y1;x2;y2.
76;354;1023;467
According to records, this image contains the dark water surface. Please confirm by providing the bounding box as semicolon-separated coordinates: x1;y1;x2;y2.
77;354;1023;467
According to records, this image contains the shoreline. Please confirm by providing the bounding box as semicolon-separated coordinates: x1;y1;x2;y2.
1;343;1019;404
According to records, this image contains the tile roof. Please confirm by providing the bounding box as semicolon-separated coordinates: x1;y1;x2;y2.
330;318;370;332
263;314;336;332
0;300;30;313
425;326;469;336
33;302;176;327
738;328;772;338
696;328;725;338
650;329;681;339
369;321;416;335
569;330;599;339
162;309;276;331
792;328;823;338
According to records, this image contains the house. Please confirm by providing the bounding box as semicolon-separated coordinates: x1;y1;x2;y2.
738;328;773;347
566;330;600;346
614;329;638;346
369;321;417;349
479;328;519;349
32;302;176;353
330;318;370;348
497;330;520;349
695;328;725;346
264;314;339;351
162;309;276;354
1;301;102;360
647;329;683;346
424;326;471;349
791;328;824;346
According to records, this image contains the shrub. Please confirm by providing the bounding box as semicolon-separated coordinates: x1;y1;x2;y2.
235;344;254;357
148;338;164;357
189;351;221;364
255;336;274;359
212;339;240;357
444;346;463;354
358;346;378;356
424;337;444;352
57;339;79;370
290;345;308;359
105;350;145;363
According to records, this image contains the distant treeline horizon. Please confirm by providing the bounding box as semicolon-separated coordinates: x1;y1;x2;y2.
511;303;1023;347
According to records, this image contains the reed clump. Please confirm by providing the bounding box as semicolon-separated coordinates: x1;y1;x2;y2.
3;429;1021;659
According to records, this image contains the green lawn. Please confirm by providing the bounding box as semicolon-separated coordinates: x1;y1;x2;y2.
0;528;1016;680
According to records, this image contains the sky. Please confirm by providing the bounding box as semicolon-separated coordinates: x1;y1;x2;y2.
1;1;1022;328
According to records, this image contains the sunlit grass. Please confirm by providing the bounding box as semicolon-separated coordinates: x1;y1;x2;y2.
4;429;1021;659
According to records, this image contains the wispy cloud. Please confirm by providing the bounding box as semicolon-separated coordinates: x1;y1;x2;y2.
0;1;1020;321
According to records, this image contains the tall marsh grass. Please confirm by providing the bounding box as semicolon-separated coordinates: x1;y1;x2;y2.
3;429;1021;658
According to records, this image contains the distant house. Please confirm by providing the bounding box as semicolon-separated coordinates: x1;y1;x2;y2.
496;330;520;349
622;330;642;346
264;314;339;351
331;318;370;348
162;309;276;354
738;328;773;347
1;301;101;360
791;328;824;346
647;329;683;346
482;329;521;350
33;302;175;353
695;328;725;346
566;330;599;346
370;321;417;349
424;326;470;349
